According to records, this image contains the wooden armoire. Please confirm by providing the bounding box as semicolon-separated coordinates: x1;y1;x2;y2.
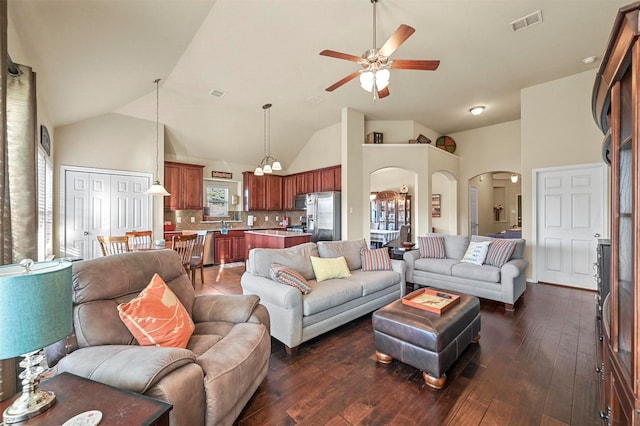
592;2;640;424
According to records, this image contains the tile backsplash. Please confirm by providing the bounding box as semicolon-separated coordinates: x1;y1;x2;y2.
165;210;305;231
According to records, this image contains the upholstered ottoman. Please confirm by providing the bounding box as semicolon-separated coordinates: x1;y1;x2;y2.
372;290;481;389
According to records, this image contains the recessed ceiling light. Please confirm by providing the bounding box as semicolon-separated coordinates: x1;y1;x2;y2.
582;56;597;64
469;106;485;116
209;89;225;98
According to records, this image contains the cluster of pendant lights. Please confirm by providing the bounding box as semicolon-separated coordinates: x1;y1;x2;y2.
254;103;282;176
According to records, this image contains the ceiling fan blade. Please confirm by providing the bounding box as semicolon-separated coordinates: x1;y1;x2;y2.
378;24;415;58
319;49;363;63
378;86;390;98
325;70;361;92
391;59;440;71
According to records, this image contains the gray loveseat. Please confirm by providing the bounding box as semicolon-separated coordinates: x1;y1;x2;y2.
241;240;405;355
404;234;528;311
45;250;271;426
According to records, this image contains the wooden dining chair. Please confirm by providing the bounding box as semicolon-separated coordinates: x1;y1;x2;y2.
172;233;197;283
126;230;153;250
97;235;130;256
183;231;207;285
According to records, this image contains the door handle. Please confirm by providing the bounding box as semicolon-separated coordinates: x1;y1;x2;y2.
593;233;601;238
83;231;89;236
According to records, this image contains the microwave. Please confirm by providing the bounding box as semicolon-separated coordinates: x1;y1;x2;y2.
294;194;307;210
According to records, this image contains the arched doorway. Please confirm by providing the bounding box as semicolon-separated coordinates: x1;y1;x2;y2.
431;170;457;235
370;167;416;247
468;171;521;237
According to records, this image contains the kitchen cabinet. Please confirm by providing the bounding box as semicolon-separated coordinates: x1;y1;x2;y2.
243;172;282;211
592;4;640;424
213;229;245;264
283;175;296;210
164;161;204;210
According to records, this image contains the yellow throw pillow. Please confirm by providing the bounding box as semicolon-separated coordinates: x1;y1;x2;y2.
310;256;352;282
117;273;195;348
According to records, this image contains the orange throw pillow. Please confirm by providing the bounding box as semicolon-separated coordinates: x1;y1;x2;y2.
117;273;195;348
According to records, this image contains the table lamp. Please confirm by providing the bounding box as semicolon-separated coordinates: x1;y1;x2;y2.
0;259;73;423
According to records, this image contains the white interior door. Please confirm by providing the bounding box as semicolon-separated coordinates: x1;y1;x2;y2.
62;167;151;260
469;186;479;236
535;163;607;289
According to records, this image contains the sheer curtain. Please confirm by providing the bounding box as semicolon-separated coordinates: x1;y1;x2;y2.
0;0;39;402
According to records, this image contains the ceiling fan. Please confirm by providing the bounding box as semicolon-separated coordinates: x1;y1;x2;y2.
320;0;440;99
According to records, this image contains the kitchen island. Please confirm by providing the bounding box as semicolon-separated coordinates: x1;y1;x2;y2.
244;229;312;261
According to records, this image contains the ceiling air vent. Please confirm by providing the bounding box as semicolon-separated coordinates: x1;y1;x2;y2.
209;89;225;98
510;10;543;32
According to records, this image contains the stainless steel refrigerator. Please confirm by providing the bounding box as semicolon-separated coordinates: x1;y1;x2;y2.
306;191;341;242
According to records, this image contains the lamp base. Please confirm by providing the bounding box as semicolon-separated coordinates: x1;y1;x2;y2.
2;350;56;424
3;388;56;424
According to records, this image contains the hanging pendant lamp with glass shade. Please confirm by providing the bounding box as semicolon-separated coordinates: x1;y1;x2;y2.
145;78;171;196
254;103;282;176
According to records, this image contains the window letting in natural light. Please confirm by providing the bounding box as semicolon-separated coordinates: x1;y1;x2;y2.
37;147;53;260
206;185;229;217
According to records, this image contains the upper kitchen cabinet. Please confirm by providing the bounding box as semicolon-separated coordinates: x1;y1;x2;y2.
243;172;282;211
283;175;296;210
164;161;204;210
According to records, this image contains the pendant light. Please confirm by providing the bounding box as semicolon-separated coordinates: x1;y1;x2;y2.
254;103;282;176
145;78;171;196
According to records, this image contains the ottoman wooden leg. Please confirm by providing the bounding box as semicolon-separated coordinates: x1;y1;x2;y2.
472;333;481;343
375;351;393;364
423;372;447;390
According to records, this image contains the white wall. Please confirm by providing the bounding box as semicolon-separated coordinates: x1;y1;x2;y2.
286;123;341;173
365;120;439;144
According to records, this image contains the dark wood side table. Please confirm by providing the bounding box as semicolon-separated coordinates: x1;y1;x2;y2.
0;372;172;425
389;247;417;260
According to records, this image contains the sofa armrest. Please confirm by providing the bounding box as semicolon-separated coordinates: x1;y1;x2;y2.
56;345;196;394
501;258;529;281
390;259;407;297
240;273;303;310
403;250;420;283
192;294;261;324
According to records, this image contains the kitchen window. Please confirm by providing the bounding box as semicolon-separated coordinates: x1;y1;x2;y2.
206;184;229;217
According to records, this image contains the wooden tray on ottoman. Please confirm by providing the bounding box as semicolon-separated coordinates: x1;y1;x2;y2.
402;288;460;314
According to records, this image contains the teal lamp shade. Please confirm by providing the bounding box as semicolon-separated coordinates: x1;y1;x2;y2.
0;260;73;359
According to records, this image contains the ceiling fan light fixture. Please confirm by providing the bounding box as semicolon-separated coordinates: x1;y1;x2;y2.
376;69;390;90
469;106;485;116
360;71;375;92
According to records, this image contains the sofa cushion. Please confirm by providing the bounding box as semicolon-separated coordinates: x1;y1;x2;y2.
461;241;491;265
269;262;312;294
310;256;352;282
361;248;392;271
248;242;317;280
451;262;501;283
414;258;459;276
117;274;195;348
317;239;367;270
427;233;469;260
303;279;363;315
347;270;401;296
418;235;446;259
485;239;517;267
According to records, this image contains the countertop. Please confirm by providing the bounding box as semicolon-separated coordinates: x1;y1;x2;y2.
244;229;312;237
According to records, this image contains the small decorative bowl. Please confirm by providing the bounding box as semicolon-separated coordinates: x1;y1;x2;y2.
402;242;414;249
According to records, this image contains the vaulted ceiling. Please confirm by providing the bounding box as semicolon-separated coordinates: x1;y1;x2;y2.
8;0;629;169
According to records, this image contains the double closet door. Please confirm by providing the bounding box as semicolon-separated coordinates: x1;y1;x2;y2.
62;167;151;260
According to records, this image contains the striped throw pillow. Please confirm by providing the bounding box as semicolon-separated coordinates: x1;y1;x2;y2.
361;248;392;271
418;236;446;259
484;239;517;267
269;262;312;294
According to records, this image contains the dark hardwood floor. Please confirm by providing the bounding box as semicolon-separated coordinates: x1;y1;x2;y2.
196;264;600;426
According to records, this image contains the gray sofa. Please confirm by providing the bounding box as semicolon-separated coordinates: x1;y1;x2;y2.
241;240;406;355
45;250;271;426
404;234;528;311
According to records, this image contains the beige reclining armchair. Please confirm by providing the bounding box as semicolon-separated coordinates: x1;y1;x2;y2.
45;249;270;426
